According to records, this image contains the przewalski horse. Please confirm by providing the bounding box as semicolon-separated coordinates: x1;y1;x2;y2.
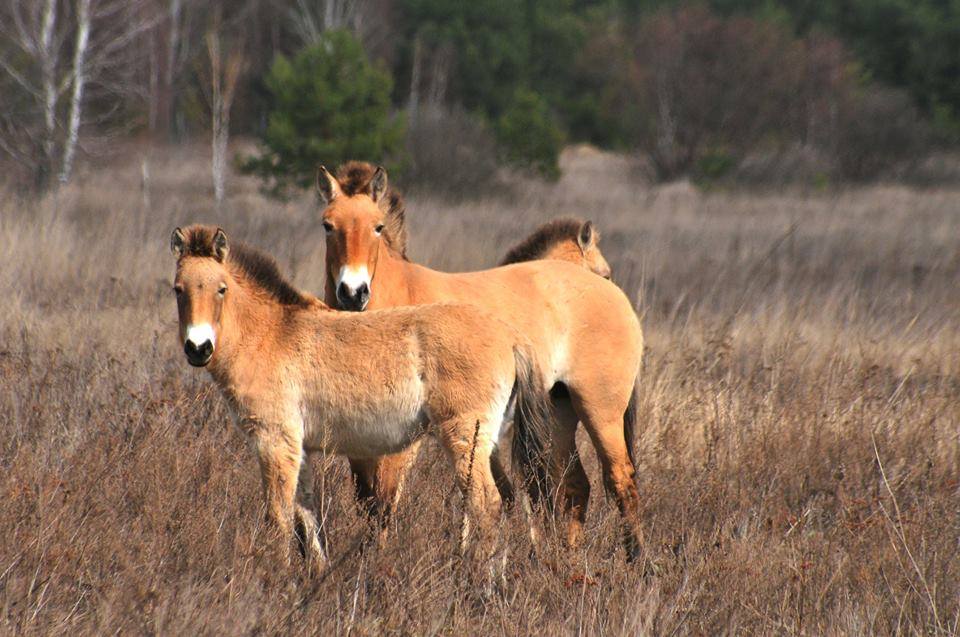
169;224;551;572
317;162;644;558
499;217;612;280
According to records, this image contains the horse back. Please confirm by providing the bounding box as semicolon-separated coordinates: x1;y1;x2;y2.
399;259;642;380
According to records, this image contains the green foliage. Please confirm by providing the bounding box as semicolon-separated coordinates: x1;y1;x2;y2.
396;0;593;176
706;0;960;132
245;0;960;186
604;0;960;135
495;89;565;179
240;31;404;199
397;0;528;116
695;150;737;184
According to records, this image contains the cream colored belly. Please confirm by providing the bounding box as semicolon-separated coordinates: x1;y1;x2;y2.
300;383;427;458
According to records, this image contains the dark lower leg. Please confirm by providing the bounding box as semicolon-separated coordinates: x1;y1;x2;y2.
490;450;515;509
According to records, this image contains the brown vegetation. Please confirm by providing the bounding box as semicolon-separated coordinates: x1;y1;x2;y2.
0;146;958;634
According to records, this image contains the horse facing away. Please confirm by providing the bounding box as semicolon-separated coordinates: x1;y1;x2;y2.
169;224;552;572
317;162;645;558
499;217;612;280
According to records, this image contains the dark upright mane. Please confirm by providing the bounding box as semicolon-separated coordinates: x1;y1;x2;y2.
335;161;409;259
229;243;312;307
178;225;311;307
499;218;587;265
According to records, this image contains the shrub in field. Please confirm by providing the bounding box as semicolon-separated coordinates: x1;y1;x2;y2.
627;7;863;182
403;107;500;196
240;30;404;199
631;7;801;180
495;89;564;180
836;86;932;181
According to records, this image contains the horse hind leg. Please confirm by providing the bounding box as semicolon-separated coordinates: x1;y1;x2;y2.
348;443;421;547
490;450;515;509
573;395;643;562
437;417;503;562
550;385;591;550
490;393;516;509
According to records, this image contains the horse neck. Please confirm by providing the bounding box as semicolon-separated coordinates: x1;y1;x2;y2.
209;277;288;382
370;246;414;308
542;240;581;264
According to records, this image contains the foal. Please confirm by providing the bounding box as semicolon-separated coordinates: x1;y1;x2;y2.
170;225;551;571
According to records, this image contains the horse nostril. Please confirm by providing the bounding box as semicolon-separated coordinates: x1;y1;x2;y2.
184;339;213;362
338;281;369;300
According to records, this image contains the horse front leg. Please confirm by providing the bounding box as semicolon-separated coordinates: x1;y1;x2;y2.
254;425;311;567
293;451;328;576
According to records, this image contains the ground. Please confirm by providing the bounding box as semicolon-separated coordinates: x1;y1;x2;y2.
0;144;957;634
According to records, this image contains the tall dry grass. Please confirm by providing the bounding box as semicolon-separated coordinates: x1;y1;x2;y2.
0;144;958;634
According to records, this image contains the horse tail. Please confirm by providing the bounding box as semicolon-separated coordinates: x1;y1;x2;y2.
624;377;640;469
511;343;554;510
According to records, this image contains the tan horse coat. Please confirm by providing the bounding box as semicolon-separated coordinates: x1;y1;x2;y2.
170;225;551;571
318;163;644;556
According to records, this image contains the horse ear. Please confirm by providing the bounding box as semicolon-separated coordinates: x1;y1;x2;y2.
213;228;229;262
171;227;185;257
370;166;388;202
577;220;596;251
316;166;342;205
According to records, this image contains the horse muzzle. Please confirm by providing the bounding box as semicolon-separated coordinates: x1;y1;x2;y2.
184;338;214;367
336;281;370;312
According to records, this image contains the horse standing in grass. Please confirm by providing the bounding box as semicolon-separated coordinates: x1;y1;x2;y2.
169;224;552;572
317;162;645;558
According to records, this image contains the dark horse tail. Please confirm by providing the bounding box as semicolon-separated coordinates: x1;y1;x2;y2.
624;378;639;469
511;344;554;509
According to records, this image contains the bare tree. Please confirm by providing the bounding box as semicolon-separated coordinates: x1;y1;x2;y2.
60;0;91;183
202;22;244;206
406;37;452;128
407;32;422;124
289;0;357;38
150;0;196;138
0;0;158;190
0;0;70;187
39;0;59;178
288;0;395;59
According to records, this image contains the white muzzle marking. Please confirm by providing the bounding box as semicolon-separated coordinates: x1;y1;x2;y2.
185;323;216;349
337;265;370;293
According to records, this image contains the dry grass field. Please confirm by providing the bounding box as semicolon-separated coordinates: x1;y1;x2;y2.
1;143;958;635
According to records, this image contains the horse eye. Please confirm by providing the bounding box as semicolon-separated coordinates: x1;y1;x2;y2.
218;284;227;296
322;221;334;234
374;224;385;235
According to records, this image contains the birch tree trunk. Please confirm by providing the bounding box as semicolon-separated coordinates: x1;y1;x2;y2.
0;0;158;190
408;33;422;127
323;0;335;31
39;0;58;188
60;0;92;184
153;0;182;138
206;28;243;207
